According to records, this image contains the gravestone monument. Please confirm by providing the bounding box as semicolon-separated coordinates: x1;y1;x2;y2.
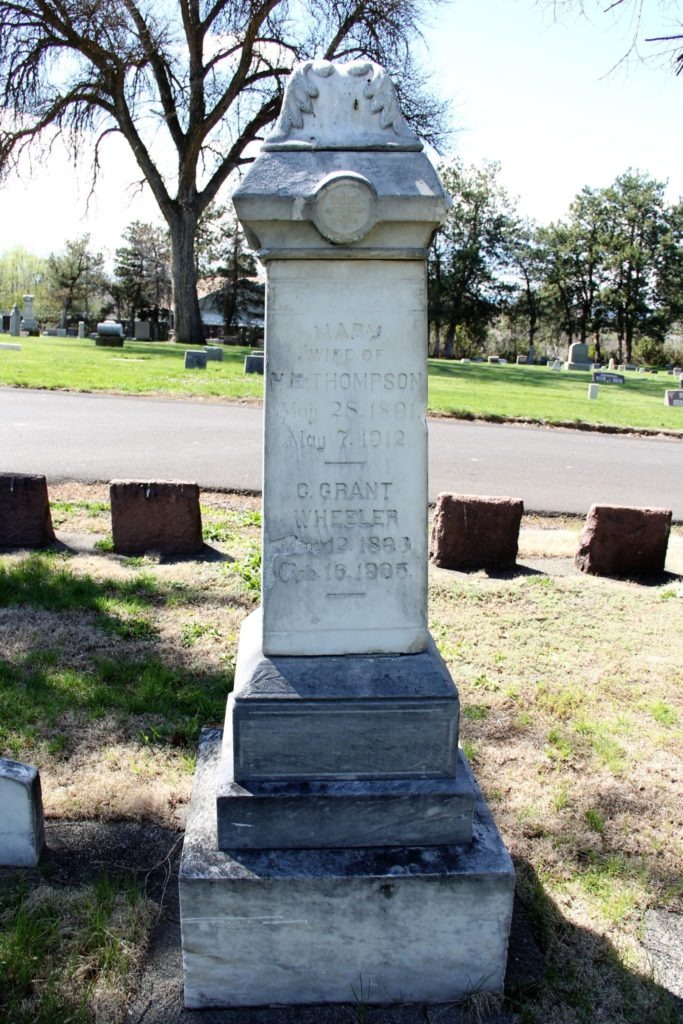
9;304;20;337
180;60;514;1009
21;294;37;334
564;341;592;371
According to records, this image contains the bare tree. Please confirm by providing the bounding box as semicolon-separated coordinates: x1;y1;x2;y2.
0;0;447;343
549;1;683;73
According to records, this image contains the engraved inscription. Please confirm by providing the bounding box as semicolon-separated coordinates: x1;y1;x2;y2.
262;259;428;650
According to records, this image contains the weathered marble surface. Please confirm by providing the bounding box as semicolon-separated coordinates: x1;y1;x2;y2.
230;610;459;782
261;259;429;656
181;731;515;1008
217;724;473;850
0;758;45;866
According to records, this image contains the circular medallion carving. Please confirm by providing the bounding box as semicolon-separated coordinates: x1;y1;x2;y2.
313;174;377;244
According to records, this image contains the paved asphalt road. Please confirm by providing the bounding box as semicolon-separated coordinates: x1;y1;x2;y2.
2;387;682;518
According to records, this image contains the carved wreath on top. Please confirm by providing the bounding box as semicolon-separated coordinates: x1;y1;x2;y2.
279;60;404;134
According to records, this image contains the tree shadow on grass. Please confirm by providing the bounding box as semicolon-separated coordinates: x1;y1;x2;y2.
509;857;681;1024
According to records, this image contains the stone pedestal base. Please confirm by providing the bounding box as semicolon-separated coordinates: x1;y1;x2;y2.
180;730;515;1009
563;361;593;372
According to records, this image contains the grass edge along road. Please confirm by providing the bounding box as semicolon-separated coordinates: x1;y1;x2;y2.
0;487;681;1024
1;336;682;434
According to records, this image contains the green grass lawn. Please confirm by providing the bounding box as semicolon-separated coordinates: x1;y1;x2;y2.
0;337;264;400
428;359;683;432
1;336;682;432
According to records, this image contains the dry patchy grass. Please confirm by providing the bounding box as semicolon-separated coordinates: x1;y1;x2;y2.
1;486;682;1023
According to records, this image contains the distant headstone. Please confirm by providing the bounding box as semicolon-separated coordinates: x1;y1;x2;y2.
110;480;204;556
593;371;624;385
460;358;470;364
487;355;500;364
664;390;683;407
516;355;526;364
56;328;68;337
0;759;45;866
527;344;535;364
244;351;264;374
587;383;599;400
0;473;55;548
95;320;124;347
206;346;224;361
0;343;21;351
625;363;637;371
21;294;38;334
575;503;672;578
552;359;562;371
431;493;524;571
134;319;151;340
9;304;20;337
97;319;123;337
674;366;682;376
564;341;592;371
608;358;617;370
78;321;85;338
185;350;207;369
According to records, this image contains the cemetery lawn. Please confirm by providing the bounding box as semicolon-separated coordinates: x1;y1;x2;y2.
0;489;681;1023
2;337;683;432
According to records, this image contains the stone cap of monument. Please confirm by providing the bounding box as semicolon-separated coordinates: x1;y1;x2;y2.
232;60;450;257
263;60;423;152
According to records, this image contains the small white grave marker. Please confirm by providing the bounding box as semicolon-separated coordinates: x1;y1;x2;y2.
0;758;45;866
664;390;683;408
588;384;599;400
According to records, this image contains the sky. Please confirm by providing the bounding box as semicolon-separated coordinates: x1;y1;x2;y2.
0;0;681;261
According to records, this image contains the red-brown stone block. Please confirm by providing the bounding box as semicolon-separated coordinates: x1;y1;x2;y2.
430;493;524;571
0;473;55;548
575;503;672;577
110;480;203;556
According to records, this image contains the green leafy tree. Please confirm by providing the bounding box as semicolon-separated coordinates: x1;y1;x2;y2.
196;204;260;332
506;220;546;356
538;189;612;359
656;199;683;331
113;222;172;325
428;159;516;358
602;170;670;362
47;236;107;326
0;247;49;311
0;0;446;344
536;173;677;362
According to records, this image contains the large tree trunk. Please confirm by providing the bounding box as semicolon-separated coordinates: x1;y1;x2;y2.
168;205;205;345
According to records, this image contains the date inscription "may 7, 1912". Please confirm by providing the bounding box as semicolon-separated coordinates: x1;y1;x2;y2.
265;325;424;602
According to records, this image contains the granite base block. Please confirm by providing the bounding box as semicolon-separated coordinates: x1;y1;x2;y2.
180;730;515;1009
232;610;459;782
217;724;474;849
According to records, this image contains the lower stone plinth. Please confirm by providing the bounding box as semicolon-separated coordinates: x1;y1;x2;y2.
217;725;475;849
231;610;459;783
180;730;515;1009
